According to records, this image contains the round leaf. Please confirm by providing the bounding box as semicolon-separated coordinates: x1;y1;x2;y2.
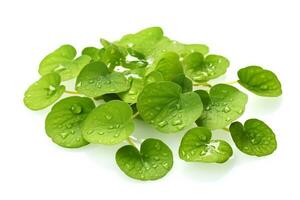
238;66;282;97
196;84;248;129
229;119;277;156
24;73;65;110
137;81;203;133
82;100;134;144
179;127;233;163
45;96;95;148
76;62;130;98
39;45;91;81
116;138;173;180
154;52;183;81
183;52;229;82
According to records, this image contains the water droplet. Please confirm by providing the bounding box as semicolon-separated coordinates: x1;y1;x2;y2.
150;120;155;124
98;131;104;135
75;138;80;142
70;104;82;114
76;82;82;87
200;135;207;140
177;124;185;130
243;146;249;151
115;124;120;128
225;117;231;122
154;156;160;161
195;142;201;147
172;119;182;126
155;143;161;150
109;125;114;129
152;164;158;168
261;85;268;90
162;152;168;157
155;106;161;111
263;140;269;145
205;106;211;111
223;106;231;113
105;115;112;120
237;109;243;114
175;104;181;110
88;80;95;84
162;162;169;169
96;82;102;88
70;130;75;134
60;132;69;139
114;133;120;137
128;90;137;95
87;130;94;135
158;120;168;127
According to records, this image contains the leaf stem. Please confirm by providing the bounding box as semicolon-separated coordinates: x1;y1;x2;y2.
65;90;79;95
131;112;139;119
127;137;137;148
224;80;239;85
193;82;212;88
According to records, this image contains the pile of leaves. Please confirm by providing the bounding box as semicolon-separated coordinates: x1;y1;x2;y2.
24;27;282;181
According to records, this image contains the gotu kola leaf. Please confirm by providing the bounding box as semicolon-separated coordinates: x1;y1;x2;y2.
24;73;65;110
137;81;203;133
39;45;91;81
116;138;173;180
183;52;229;83
229;118;277;156
76;61;130;98
82;100;134;144
179;127;233;163
196;84;248;129
45;96;95;148
238;66;282;97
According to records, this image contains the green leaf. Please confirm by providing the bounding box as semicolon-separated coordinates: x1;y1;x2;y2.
229;119;277;156
238;66;282;97
82;100;134;144
39;45;91;81
24;73;65;110
154;52;184;81
172;74;193;93
183;52;229;82
144;71;164;85
45;96;95;148
76;62;130;98
196;84;248;129
179;127;233;163
118;78;144;104
137;81;203;133
100;39;127;69
82;47;105;62
116;138;173;180
194;90;210;107
116;27;164;56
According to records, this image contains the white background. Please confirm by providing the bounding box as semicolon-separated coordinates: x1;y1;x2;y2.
0;0;299;199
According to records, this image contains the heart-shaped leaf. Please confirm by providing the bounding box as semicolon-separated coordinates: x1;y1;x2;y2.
39;45;91;81
229;119;277;156
82;100;134;144
179;127;233;163
76;62;130;98
183;52;229;82
196;84;248;129
116;138;173;180
154;52;183;81
45;96;95;148
238;66;282;97
23;73;65;110
137;81;203;133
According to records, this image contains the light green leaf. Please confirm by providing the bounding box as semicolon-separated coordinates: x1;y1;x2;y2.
82;47;105;62
183;52;229;82
45;96;95;148
172;74;193;93
118;78;144;104
137;81;203;133
154;52;183;81
116;138;173;180
76;62;130;98
179;127;233;163
116;27;164;56
229;119;277;156
196;84;248;129
39;45;91;81
144;71;164;85
24;73;65;110
100;39;127;69
82;100;134;144
238;66;282;97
